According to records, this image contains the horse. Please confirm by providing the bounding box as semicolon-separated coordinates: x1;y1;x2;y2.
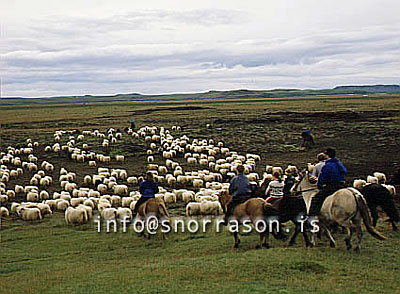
219;191;285;249
360;183;399;231
265;192;312;247
293;171;386;251
137;198;170;239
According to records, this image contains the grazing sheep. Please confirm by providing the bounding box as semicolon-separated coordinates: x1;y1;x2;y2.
113;185;128;197
111;195;122;207
182;191;195;203
77;204;93;220
122;197;134;207
1;207;9;217
127;177;138;185
45;200;57;211
27;191;39;202
98;201;111;212
117;207;133;221
101;208;118;220
200;201;223;215
19;207;42;221
373;172;386;184
382;184;396;196
65;207;86;225
6;190;15;200
164;192;177;204
97;184;108;194
15;185;24;193
88;161;97;167
115;155;125;162
367;176;379;184
56;199;70;211
129;201;138;211
37;203;52;216
83;199;95;209
186;203;201;216
353;179;367;189
71;197;85;207
193;179;204;188
39;190;50;200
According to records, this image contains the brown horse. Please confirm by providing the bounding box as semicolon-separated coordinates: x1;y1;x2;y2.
137;198;170;239
219;191;284;249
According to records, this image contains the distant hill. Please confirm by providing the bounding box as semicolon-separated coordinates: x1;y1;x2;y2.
1;85;399;106
333;85;400;93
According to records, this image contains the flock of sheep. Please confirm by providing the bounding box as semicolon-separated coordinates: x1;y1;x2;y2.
0;124;396;230
0;125;262;226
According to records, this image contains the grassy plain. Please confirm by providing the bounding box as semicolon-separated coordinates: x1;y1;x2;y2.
1;94;400;293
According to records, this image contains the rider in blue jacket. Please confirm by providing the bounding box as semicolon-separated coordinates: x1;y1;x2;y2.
133;172;159;216
309;148;347;218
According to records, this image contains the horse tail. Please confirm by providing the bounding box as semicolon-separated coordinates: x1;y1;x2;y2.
354;191;386;240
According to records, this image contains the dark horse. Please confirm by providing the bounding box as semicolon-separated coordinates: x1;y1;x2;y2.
264;192;311;247
360;183;399;231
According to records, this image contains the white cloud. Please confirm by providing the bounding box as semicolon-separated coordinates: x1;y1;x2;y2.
2;2;400;97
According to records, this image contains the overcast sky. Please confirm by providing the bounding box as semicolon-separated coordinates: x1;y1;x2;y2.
1;0;400;97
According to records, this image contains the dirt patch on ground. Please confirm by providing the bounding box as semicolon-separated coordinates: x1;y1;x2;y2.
131;106;211;115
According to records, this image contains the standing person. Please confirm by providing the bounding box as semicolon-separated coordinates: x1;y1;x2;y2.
223;165;252;224
265;172;285;203
308;148;348;220
311;152;328;178
301;129;315;148
132;171;159;217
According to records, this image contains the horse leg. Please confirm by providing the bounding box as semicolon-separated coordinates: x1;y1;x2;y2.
297;220;311;247
262;231;270;249
233;232;240;248
354;219;363;252
391;221;398;231
337;220;353;250
256;233;263;249
319;222;336;248
370;206;379;227
289;222;300;246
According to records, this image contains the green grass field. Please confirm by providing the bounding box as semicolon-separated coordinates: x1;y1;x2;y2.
1;95;400;293
1;214;399;294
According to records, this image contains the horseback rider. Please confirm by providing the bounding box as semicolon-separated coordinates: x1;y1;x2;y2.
265;172;284;203
301;129;315;148
223;164;252;224
311;152;328;178
283;166;298;196
308;148;347;220
132;171;159;217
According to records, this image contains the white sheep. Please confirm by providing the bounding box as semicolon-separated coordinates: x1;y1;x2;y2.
117;207;133;222
101;208;118;220
56;199;70;211
353;179;367;189
0;207;9;217
127;177;138;185
200;201;223;215
164;192;177;204
19;207;42;221
186;203;201;216
65;207;86;225
373;172;386;184
113;185;128;197
115;155;125;162
367;176;379;184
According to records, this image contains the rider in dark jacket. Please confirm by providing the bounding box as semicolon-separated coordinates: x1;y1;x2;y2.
133;172;159;216
308;148;347;219
223;164;251;223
